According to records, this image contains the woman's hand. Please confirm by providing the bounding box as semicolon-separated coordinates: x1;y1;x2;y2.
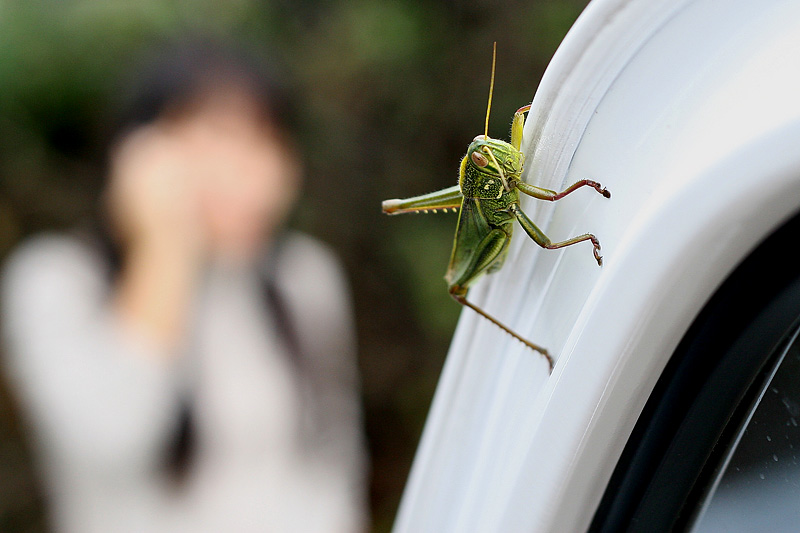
107;123;206;354
107;123;205;259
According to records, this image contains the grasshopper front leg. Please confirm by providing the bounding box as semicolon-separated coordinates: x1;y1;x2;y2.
382;185;463;215
517;180;611;201
509;203;603;266
510;104;530;151
511;105;611;202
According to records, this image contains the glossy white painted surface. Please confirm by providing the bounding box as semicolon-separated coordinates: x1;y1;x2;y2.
394;0;800;532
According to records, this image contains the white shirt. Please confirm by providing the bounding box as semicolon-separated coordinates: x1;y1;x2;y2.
1;231;367;532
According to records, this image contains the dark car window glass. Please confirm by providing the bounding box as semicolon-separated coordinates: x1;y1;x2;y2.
692;329;800;532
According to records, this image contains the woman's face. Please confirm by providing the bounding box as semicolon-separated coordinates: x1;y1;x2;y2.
167;85;301;261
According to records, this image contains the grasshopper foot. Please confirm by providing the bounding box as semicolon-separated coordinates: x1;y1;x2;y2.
586;180;611;199
591;236;603;266
382;199;402;214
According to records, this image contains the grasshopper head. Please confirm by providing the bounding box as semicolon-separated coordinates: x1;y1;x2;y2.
466;136;522;178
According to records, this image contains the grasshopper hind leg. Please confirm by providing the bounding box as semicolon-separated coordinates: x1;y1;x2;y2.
447;227;553;370
449;288;553;370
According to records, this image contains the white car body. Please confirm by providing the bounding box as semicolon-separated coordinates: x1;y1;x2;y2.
394;0;800;531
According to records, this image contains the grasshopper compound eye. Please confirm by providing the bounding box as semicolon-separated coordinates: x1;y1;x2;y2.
471;151;489;167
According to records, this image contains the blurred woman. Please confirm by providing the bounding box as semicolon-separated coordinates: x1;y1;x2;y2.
1;41;367;532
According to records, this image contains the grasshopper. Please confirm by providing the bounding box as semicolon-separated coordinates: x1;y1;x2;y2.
382;44;610;370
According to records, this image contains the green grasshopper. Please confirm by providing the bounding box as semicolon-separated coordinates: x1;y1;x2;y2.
382;44;610;370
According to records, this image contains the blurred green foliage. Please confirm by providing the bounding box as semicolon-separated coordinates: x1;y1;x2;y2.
0;0;588;530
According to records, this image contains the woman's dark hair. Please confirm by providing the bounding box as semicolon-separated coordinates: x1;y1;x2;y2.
108;37;298;152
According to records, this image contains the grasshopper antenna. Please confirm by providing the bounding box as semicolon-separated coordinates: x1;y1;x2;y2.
484;42;496;140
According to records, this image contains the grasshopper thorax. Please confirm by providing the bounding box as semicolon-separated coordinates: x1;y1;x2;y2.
460;136;523;199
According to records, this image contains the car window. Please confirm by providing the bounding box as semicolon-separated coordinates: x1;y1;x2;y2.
692;327;800;532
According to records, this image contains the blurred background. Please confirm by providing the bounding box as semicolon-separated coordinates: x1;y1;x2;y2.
0;0;588;530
